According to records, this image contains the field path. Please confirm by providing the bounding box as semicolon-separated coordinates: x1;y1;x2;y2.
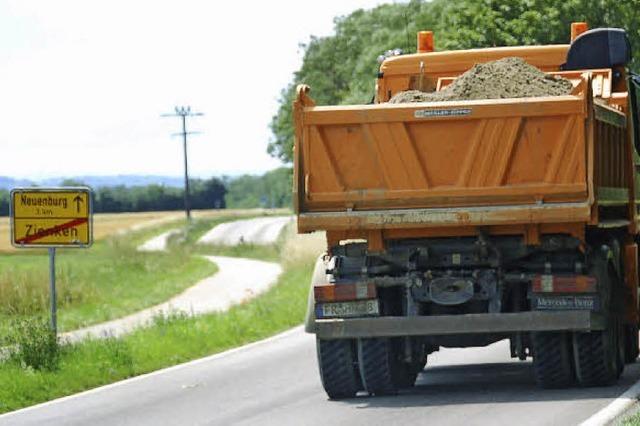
62;256;281;343
137;229;182;252
199;216;293;246
62;217;289;342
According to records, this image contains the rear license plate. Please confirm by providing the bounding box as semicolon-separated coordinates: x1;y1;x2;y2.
317;300;380;318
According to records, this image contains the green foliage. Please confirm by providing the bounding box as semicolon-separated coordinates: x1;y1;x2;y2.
623;411;640;426
93;177;226;213
6;317;60;371
225;167;292;209
269;0;640;163
0;178;227;216
0;190;8;216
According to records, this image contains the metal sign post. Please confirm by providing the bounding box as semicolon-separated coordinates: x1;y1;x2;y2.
48;247;57;334
10;187;93;336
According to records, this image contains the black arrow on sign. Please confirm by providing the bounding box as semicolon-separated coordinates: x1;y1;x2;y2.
73;195;84;213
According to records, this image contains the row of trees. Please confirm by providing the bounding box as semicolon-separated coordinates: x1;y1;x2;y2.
225;167;292;209
268;0;640;163
90;178;227;213
0;170;294;216
0;177;227;216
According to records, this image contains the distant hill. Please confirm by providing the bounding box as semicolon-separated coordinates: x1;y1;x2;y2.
0;176;35;189
0;175;185;190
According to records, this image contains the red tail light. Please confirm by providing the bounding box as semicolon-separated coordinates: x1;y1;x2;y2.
532;274;597;293
314;282;377;302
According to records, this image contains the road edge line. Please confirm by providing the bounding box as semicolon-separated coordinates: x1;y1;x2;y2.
580;376;640;426
0;325;304;420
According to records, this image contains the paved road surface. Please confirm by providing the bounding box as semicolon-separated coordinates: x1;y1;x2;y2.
3;327;639;426
199;216;293;246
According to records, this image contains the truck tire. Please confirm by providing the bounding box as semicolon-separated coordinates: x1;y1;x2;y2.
532;332;575;388
573;248;622;386
357;338;423;395
573;326;620;386
393;338;427;388
624;324;639;363
317;338;361;399
357;338;397;395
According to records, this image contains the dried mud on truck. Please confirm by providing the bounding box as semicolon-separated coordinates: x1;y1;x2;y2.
293;24;640;398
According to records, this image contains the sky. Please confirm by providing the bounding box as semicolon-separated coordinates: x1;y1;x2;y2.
0;0;394;180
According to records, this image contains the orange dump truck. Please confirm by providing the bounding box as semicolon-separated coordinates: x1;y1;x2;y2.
294;25;640;397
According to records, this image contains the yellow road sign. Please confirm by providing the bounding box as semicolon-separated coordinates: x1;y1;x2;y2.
10;188;93;247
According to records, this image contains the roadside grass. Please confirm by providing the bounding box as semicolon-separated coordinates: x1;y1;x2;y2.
0;259;314;414
194;242;282;262
0;212;273;334
623;411;640;425
0;211;322;414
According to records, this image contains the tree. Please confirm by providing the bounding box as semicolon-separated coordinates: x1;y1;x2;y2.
269;0;640;164
225;167;292;209
0;190;8;216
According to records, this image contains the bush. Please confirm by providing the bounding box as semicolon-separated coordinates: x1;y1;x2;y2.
7;317;60;371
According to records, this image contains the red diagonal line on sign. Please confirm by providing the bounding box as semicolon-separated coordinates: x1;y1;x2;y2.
15;218;88;244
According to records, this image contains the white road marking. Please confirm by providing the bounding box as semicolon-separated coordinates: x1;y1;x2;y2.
580;377;640;425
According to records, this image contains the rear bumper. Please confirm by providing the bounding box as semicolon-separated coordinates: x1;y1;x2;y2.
313;311;604;339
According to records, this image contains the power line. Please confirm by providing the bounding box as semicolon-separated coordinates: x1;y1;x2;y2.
161;106;204;220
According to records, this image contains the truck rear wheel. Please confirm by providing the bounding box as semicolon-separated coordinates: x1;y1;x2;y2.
532;332;575;388
317;338;361;399
357;338;398;395
573;325;620;386
357;338;423;395
573;247;622;386
624;324;639;363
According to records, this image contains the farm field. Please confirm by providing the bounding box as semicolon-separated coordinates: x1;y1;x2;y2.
0;208;289;253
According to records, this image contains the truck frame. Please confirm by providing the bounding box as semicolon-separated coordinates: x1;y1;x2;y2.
294;26;640;397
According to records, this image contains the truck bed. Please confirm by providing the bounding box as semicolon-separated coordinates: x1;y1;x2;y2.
293;72;629;233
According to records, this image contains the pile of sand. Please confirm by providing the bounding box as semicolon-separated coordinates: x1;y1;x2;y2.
389;57;573;103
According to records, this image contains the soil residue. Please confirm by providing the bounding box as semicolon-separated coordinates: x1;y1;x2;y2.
389;57;573;103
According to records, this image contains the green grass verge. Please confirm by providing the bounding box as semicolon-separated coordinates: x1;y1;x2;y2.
193;242;281;262
0;260;313;414
623;410;640;426
0;214;262;333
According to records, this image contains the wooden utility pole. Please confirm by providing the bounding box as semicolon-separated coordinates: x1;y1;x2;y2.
161;106;203;220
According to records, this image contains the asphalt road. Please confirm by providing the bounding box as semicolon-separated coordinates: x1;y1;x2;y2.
3;326;640;426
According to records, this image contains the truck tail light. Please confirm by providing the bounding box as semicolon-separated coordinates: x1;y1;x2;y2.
532;274;597;293
314;282;377;302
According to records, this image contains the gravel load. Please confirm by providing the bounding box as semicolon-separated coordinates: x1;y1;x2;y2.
389;57;573;103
